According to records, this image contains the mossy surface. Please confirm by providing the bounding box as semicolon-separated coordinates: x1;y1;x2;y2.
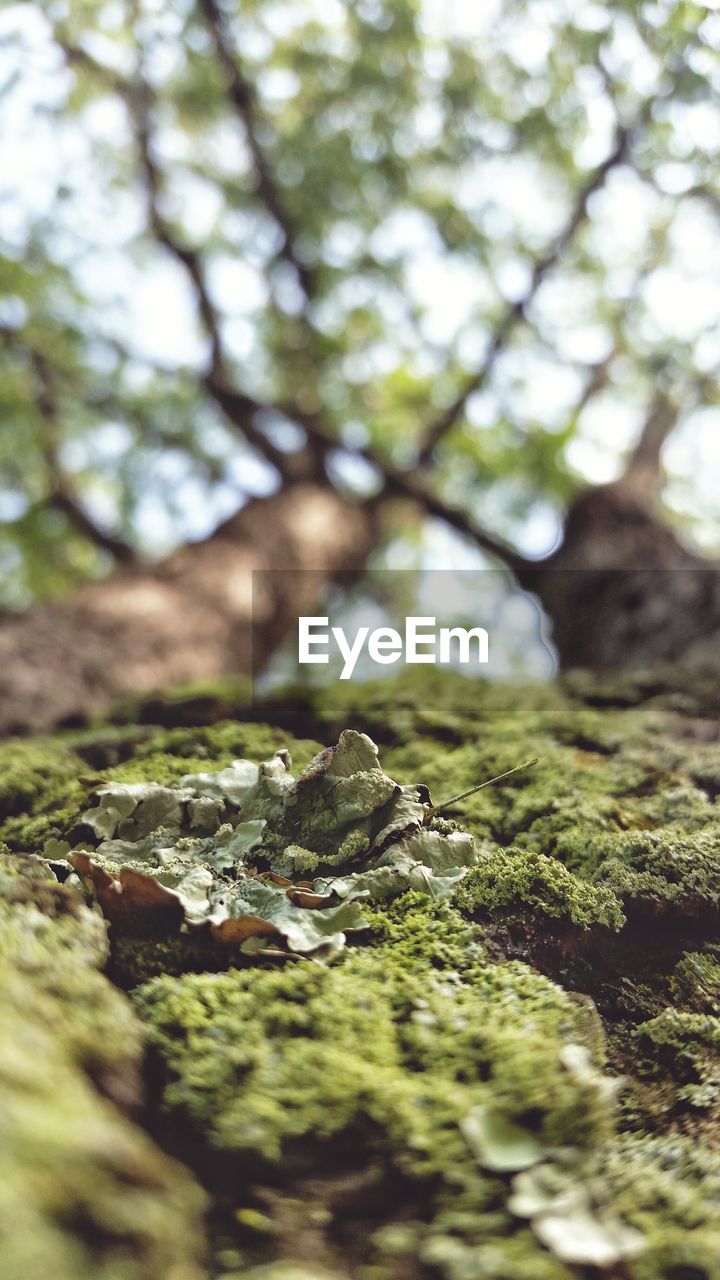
2;666;720;1277
455;846;625;930
0;856;206;1280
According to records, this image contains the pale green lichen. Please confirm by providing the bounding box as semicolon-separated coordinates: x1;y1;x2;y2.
62;730;481;958
0;720;320;853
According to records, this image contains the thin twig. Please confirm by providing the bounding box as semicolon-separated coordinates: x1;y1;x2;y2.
425;757;539;821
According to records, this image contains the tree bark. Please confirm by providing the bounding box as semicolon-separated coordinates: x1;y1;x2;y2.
1;468;718;739
518;477;720;672
0;484;376;736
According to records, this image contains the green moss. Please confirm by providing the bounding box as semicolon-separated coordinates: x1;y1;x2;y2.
0;739;87;821
594;830;720;921
0;805;82;854
109;674;252;729
360;891;486;976
418;1228;573;1280
134;881;720;1277
109;930;237;987
5;667;720;1277
0;720;320;855
0;853;206;1280
134;892;621;1276
0;737;89;851
606;1132;720;1278
455;847;625;930
670;950;720;1014
637;1008;720;1110
136;960;597;1163
133;721;321;767
135;892;604;1153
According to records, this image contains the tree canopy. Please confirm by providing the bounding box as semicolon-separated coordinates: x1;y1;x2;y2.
1;0;719;612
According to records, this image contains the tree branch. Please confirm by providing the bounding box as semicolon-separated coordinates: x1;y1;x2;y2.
623;395;679;495
54;31;226;376
415;127;632;465
264;399;533;573
622;361;717;501
129;75;227;378
54;28;321;481
54;22;533;574
27;349;138;565
197;0;319;303
205;378;318;479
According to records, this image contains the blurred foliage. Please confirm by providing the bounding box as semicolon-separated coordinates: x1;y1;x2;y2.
1;0;719;606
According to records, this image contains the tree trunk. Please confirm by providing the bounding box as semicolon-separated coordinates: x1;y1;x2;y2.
2;472;718;738
518;478;720;671
0;484;376;736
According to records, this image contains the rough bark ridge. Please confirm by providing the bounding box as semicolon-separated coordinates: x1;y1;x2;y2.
1;666;719;1279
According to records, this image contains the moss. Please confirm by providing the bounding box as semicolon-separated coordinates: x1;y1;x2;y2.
0;737;89;850
109;674;252;729
670;950;720;1014
134;893;620;1275
0;853;207;1279
606;1132;720;1278
133;721;321;767
137;963;402;1161
232;1268;344;1280
109;930;237;988
636;1008;720;1110
360;891;486;976
0;720;320;855
5;667;720;1276
455;847;625;930
594;830;720;921
136;894;604;1155
134;885;720;1277
0;738;87;821
418;1228;573;1280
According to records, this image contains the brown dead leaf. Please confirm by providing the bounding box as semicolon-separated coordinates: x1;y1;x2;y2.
69;853;185;935
212;915;282;943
